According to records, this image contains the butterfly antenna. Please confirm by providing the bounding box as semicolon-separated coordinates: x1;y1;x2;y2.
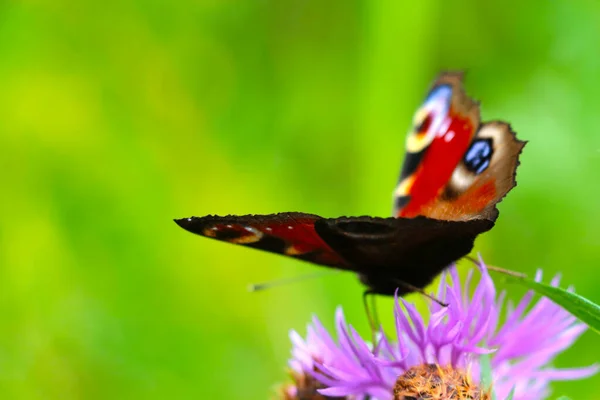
465;256;527;278
393;280;448;307
248;270;341;292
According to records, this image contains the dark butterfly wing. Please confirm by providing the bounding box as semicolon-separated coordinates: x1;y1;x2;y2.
314;215;494;295
175;213;493;295
174;212;352;270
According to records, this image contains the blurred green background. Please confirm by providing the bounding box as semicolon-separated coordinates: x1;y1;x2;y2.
1;0;599;398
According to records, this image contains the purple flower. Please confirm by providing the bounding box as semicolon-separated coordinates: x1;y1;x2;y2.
282;259;597;400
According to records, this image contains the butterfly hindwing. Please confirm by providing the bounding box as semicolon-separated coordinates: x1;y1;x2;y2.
418;122;525;221
314;216;494;295
174;212;351;270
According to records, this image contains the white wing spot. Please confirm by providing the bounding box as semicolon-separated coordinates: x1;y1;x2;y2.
287;225;293;230
226;224;232;228
244;226;260;234
445;130;455;142
187;218;192;222
210;227;218;231
438;118;451;137
265;227;272;231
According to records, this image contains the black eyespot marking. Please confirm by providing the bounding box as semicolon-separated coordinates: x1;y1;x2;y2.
245;235;286;252
414;113;432;133
335;220;395;235
213;227;244;240
395;195;411;211
398;150;425;182
441;185;461;201
464;138;493;174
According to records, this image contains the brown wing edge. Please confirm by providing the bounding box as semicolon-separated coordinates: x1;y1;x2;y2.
433;71;481;129
476;121;527;221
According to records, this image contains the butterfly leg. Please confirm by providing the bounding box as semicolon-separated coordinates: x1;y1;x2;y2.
392;279;448;307
362;290;381;342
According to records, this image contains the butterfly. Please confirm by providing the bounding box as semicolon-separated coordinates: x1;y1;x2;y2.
175;72;525;296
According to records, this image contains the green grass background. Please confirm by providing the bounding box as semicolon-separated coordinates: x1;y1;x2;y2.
0;0;599;398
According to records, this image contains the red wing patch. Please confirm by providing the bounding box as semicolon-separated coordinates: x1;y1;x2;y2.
174;212;352;270
394;72;479;218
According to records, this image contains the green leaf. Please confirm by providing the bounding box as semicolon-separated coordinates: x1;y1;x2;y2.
503;274;600;335
555;397;572;400
505;387;515;400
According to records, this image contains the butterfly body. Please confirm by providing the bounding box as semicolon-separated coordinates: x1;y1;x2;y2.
175;72;525;296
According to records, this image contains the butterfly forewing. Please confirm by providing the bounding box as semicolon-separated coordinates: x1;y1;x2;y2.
174;212;352;269
393;74;525;222
394;72;481;218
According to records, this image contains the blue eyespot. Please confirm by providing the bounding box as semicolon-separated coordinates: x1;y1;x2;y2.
464;139;493;174
424;84;452;104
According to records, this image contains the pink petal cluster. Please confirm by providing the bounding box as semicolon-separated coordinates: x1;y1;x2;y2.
287;260;597;400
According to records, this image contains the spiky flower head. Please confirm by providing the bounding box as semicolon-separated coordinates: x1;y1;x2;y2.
281;260;597;400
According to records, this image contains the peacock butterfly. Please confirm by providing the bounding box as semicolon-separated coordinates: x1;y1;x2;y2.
175;72;525;296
